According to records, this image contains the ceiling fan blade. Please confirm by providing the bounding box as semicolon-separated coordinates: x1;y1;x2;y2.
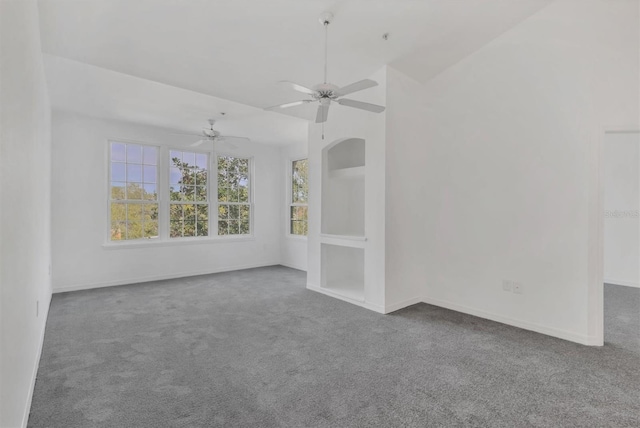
219;136;251;143
315;103;330;123
265;99;314;110
171;132;204;137
337;98;385;113
336;79;378;97
189;139;208;147
279;81;316;95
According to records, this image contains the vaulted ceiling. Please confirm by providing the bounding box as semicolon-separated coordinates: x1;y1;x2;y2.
38;0;554;144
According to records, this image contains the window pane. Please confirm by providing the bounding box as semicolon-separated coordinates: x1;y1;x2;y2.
218;187;228;202
183;221;196;237
291;206;308;221
196;153;207;169
183;185;195;201
240;205;249;221
196;186;207;201
111;162;126;181
183;151;196;167
143;204;158;238
292;159;309;204
127;145;142;163
228;187;239;202
127;183;143;200
111;143;126;162
170;151;182;166
195;170;207;186
127;164;142;182
184;204;195;222
170;167;181;186
196;205;208;237
240;220;250;234
143;183;157;200
170;204;182;222
228;220;239;235
143;165;156;183
170;220;182;238
218;220;228;236
143;147;157;165
228;205;239;220
218;205;228;219
111;182;126;200
111;203;126;222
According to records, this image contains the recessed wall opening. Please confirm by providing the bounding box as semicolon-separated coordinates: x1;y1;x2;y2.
321;137;365;237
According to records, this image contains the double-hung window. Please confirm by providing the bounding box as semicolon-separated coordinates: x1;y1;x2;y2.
217;155;251;236
169;150;209;238
290;158;308;236
109;142;159;240
108;142;252;242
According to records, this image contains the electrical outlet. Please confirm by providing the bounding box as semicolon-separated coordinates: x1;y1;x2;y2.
502;280;512;292
513;282;523;294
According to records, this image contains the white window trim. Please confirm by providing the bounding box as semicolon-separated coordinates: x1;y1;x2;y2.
105;140;255;248
287;157;308;239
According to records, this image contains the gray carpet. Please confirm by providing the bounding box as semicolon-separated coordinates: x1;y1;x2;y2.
29;267;640;427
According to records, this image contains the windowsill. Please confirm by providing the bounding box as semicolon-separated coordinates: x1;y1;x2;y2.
285;234;308;241
102;235;256;250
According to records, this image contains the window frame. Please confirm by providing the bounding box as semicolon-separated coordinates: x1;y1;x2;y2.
107;139;160;242
215;153;254;238
104;140;255;248
288;157;309;238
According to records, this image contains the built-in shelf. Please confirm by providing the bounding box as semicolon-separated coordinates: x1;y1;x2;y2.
320;234;367;248
322;280;365;302
328;166;365;180
321;243;365;304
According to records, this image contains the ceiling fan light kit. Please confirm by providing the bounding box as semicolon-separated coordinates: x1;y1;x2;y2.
265;11;386;127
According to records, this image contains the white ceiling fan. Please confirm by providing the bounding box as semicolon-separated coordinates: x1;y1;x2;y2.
265;12;385;124
172;118;250;148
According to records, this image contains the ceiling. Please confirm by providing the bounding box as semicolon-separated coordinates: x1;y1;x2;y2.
38;0;554;142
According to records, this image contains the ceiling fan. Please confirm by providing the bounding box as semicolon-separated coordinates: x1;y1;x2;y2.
265;12;385;124
172;118;250;148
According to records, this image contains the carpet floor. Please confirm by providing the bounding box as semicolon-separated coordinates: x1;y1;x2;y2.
29;266;640;427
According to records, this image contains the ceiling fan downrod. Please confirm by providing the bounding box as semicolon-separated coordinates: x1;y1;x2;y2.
319;12;333;85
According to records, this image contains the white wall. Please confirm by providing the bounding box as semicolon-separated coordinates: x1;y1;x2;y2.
51;111;283;292
385;0;639;345
604;132;639;288
280;141;309;271
0;1;53;426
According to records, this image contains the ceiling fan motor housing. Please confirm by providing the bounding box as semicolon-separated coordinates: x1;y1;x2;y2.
313;83;340;100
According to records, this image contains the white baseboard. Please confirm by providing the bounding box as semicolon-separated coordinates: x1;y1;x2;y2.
421;295;594;346
306;283;385;314
54;261;280;293
384;296;423;314
604;278;639;288
21;291;51;428
278;262;307;272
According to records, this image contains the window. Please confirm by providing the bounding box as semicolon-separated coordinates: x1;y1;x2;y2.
109;142;158;240
290;158;308;236
169;150;209;238
107;143;253;243
217;155;251;235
